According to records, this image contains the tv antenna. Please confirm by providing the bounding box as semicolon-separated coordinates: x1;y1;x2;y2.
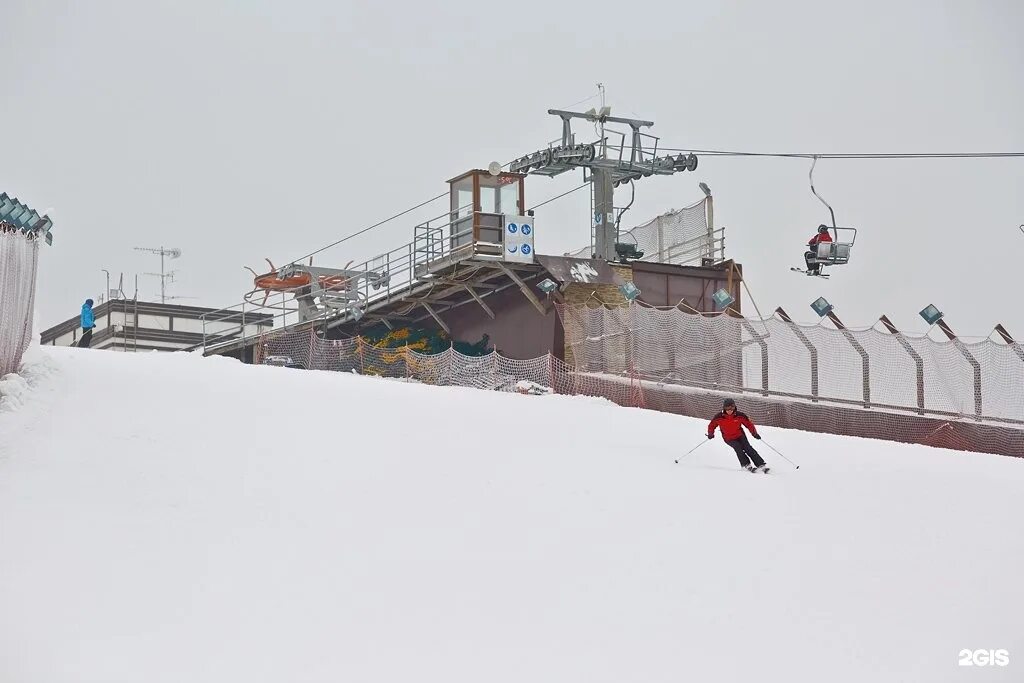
134;246;181;304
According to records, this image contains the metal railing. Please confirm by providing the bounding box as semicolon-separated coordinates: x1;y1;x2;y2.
566;224;724;266
660;227;726;265
196;201;492;354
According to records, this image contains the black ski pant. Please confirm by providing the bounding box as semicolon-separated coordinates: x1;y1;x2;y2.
78;328;94;349
725;434;765;468
804;250;820;274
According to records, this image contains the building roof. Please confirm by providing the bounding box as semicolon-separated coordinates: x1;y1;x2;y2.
40;299;274;344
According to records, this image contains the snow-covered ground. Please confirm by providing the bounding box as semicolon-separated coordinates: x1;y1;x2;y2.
1;346;1022;682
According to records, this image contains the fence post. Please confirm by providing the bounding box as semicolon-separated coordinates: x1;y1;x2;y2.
879;315;925;415
994;324;1024;364
704;195;714;260
657;214;665;262
627;302;645;408
546;352;554;392
826;311;870;408
308;327;316;370
935;318;982;419
775;307;818;401
490;349;497;390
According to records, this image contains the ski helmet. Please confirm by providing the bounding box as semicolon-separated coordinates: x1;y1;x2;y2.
85;298;94;307
723;398;736;409
817;225;829;234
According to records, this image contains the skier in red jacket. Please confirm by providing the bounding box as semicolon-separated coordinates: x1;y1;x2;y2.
708;398;769;473
804;225;834;275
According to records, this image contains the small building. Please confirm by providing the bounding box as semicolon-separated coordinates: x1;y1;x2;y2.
41;300;273;352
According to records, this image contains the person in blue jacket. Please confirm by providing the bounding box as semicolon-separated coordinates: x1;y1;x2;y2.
78;299;96;348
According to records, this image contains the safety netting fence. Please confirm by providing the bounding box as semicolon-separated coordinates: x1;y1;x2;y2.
253;301;1024;458
558;302;1024;457
255;331;644;404
0;228;41;376
565;197;722;266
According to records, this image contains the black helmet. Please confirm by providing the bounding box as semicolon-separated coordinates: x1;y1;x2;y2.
817;225;830;234
723;398;736;409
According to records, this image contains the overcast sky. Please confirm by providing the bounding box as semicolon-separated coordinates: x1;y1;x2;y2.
4;0;1022;338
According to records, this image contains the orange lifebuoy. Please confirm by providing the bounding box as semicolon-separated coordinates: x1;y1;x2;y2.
245;258;350;294
254;273;312;290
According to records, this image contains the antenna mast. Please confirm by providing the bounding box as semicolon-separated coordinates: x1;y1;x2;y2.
134;245;182;304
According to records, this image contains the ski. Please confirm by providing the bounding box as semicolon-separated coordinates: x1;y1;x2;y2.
790;267;829;278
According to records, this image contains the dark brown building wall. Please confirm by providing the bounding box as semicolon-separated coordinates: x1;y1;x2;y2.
630;261;741;313
440;285;561;360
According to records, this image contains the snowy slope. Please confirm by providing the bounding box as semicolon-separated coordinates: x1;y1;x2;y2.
1;347;1022;683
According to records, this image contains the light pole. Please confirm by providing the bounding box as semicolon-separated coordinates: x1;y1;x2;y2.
101;269;111;339
700;182;714;261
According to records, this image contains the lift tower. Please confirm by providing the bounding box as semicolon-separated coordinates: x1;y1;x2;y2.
509;107;698;261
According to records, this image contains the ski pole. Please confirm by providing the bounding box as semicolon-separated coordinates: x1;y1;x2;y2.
760;439;800;469
674;438;711;464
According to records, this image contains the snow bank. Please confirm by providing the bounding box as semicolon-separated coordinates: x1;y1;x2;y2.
0;345;59;413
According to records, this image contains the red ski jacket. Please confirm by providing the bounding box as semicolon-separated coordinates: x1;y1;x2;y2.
708;411;759;441
808;232;833;247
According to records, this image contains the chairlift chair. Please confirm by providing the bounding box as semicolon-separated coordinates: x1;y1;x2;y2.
796;157;858;276
810;225;857;266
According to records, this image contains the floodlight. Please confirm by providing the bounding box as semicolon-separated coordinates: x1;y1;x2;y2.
537;278;558;294
810;297;834;317
619;281;641;301
712;288;735;309
919;304;943;325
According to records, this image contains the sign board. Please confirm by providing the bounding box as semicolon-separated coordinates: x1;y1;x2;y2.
503;215;535;264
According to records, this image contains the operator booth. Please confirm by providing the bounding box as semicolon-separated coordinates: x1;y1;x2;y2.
447;169;528;257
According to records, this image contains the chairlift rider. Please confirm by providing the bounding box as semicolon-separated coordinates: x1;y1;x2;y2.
804;225;833;275
791;156;855;277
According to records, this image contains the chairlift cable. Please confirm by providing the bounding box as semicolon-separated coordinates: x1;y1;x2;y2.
657;148;1024;159
527;182;590;211
291;192;449;265
292;179;590;270
286;144;1022;271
